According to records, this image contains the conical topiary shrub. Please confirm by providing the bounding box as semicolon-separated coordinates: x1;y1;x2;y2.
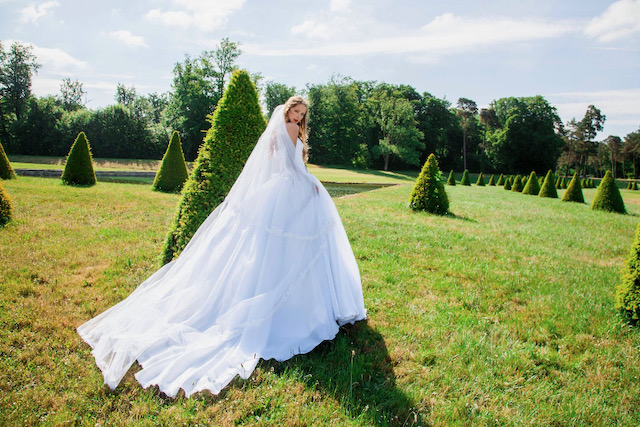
521;175;528;188
539;170;558;199
61;132;96;186
522;171;540;195
447;170;456;186
409;153;449;215
556;177;561;189
162;69;267;263
153;131;189;193
633;182;638;191
562;177;568;189
496;174;505;186
0;180;12;226
591;170;626;214
460;170;471;186
511;175;523;192
562;172;584;203
488;174;496;186
0;140;16;180
616;220;640;323
476;172;485;186
627;180;633;190
504;176;512;190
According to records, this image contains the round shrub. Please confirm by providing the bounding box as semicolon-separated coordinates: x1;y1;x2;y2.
562;172;584;203
447;170;456;186
522;171;540;195
511;175;523;192
591;170;626;214
409;153;449;215
62;132;96;186
0;140;16;180
460;170;471;186
616;220;640;323
0;180;12;226
496;174;505;186
488;174;496;186
476;172;485;186
153;131;189;193
163;70;266;263
539;170;558;198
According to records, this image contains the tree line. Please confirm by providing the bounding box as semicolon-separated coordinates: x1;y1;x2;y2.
1;39;638;177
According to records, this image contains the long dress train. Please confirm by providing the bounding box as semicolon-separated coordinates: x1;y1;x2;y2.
77;105;367;397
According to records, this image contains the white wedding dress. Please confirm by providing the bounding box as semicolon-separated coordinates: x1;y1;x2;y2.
77;105;366;398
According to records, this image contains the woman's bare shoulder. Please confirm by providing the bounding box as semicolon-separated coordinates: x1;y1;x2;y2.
285;122;299;145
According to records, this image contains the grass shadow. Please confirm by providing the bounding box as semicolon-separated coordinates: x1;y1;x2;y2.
269;320;426;426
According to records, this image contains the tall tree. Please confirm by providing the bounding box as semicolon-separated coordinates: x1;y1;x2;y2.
0;41;41;121
456;98;477;170
264;82;297;118
623;129;640;178
605;135;622;178
374;93;424;171
59;78;86;111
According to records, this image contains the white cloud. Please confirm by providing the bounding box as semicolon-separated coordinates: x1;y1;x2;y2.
254;13;577;58
145;0;246;32
102;30;148;48
329;0;350;12
19;0;60;24
585;0;640;42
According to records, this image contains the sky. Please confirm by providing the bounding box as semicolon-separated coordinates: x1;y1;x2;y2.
1;0;639;139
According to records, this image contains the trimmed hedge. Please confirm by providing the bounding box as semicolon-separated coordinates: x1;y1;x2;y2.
409;153;449;214
539;170;558;198
617;220;640;323
460;170;471;186
61;132;96;186
511;175;523;192
153;131;189;193
562;172;584;203
591;170;626;214
0;140;16;180
522;171;540;195
162;70;267;263
476;172;485;186
496;174;505;186
0;180;12;226
447;170;456;186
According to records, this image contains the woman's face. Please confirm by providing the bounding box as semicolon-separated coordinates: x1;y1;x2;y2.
287;103;307;125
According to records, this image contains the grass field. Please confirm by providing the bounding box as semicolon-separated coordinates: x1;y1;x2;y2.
1;176;639;425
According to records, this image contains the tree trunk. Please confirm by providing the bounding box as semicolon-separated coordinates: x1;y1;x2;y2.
383;154;390;171
462;128;467;171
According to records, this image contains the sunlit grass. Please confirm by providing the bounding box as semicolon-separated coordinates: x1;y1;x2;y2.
1;177;639;425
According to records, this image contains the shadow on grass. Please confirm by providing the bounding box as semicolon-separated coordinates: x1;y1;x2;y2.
271;320;426;426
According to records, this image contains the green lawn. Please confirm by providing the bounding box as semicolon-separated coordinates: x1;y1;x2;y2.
1;177;639;425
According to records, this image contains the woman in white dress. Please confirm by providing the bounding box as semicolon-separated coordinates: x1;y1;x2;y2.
77;96;367;398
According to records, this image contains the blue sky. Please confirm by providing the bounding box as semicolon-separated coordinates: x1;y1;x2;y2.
1;0;639;139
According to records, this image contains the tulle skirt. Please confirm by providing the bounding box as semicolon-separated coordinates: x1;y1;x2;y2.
77;170;366;397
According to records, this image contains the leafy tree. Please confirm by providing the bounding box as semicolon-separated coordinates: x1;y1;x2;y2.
62;132;96;186
409;153;449;214
511;175;523;192
373;92;424;171
476;172;485;186
522;171;540;195
418;93;460;170
10;96;65;156
605;135;622;178
539;170;558;198
264;82;297;118
560;105;606;176
0;41;41;122
0;180;12;226
59;78;85;111
460;170;471;186
591;170;625;214
0;139;16;179
616;220;640;323
447;170;456;186
456;98;478;171
153;131;189;193
163;70;265;263
562;172;584;203
622;128;640;178
488;174;496;186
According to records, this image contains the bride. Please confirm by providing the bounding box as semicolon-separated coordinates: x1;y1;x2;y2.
77;96;367;398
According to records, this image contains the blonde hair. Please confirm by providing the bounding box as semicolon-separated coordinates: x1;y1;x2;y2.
283;95;310;163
